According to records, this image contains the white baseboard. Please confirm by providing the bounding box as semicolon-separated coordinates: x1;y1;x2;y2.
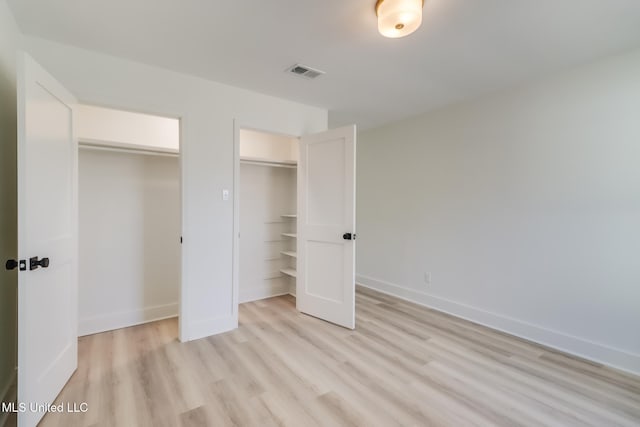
0;368;17;426
240;283;290;303
79;302;179;336
356;274;640;376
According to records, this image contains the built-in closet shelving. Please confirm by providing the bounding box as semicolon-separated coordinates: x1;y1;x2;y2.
280;268;297;278
279;214;297;279
262;217;289;281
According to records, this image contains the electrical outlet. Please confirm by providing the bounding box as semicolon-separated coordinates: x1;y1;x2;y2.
423;272;431;285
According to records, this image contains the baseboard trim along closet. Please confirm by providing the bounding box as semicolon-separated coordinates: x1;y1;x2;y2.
356;275;640;376
78;303;178;336
239;285;291;304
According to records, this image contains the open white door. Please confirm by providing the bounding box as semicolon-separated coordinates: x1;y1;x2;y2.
297;125;356;329
16;53;78;427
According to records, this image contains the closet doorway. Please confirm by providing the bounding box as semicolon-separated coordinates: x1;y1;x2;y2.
76;105;181;338
236;128;299;304
233;124;357;329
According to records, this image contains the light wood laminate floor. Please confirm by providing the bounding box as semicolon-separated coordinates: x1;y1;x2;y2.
40;287;640;427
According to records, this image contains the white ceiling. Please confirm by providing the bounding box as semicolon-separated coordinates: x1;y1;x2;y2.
8;0;640;129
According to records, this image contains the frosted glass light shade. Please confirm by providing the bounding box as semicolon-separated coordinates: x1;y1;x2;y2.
376;0;423;38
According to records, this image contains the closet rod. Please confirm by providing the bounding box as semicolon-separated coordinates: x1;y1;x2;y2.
79;142;179;158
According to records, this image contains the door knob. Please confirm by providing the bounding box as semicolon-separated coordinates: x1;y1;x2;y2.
5;259;26;271
342;233;356;240
29;256;50;271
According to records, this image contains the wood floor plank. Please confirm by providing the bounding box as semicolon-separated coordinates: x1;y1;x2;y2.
179;406;209;427
424;338;634;427
39;288;640;427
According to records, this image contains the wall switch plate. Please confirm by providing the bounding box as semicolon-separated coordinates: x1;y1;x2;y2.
222;189;229;201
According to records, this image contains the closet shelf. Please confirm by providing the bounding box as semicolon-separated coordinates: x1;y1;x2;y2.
281;251;297;258
280;268;297;278
282;233;297;238
281;214;297;219
240;156;297;168
79;139;179;157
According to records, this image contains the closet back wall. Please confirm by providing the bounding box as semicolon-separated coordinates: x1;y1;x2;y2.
78;149;180;336
239;164;296;302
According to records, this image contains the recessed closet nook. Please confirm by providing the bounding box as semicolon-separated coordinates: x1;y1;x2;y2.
239;129;298;303
76;105;181;336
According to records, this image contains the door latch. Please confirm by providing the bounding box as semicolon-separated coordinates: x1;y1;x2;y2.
342;233;356;240
29;256;50;271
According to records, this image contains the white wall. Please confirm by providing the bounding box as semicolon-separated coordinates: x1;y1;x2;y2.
78;149;180;336
23;36;328;340
0;0;19;412
239;163;296;303
357;49;640;375
76;104;179;152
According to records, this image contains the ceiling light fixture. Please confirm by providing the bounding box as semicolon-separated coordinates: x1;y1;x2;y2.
375;0;424;38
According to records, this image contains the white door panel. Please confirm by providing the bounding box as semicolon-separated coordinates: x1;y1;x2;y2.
17;53;78;427
307;138;345;225
297;125;356;329
306;241;345;302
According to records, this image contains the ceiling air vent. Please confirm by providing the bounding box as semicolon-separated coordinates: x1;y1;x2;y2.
286;63;325;80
